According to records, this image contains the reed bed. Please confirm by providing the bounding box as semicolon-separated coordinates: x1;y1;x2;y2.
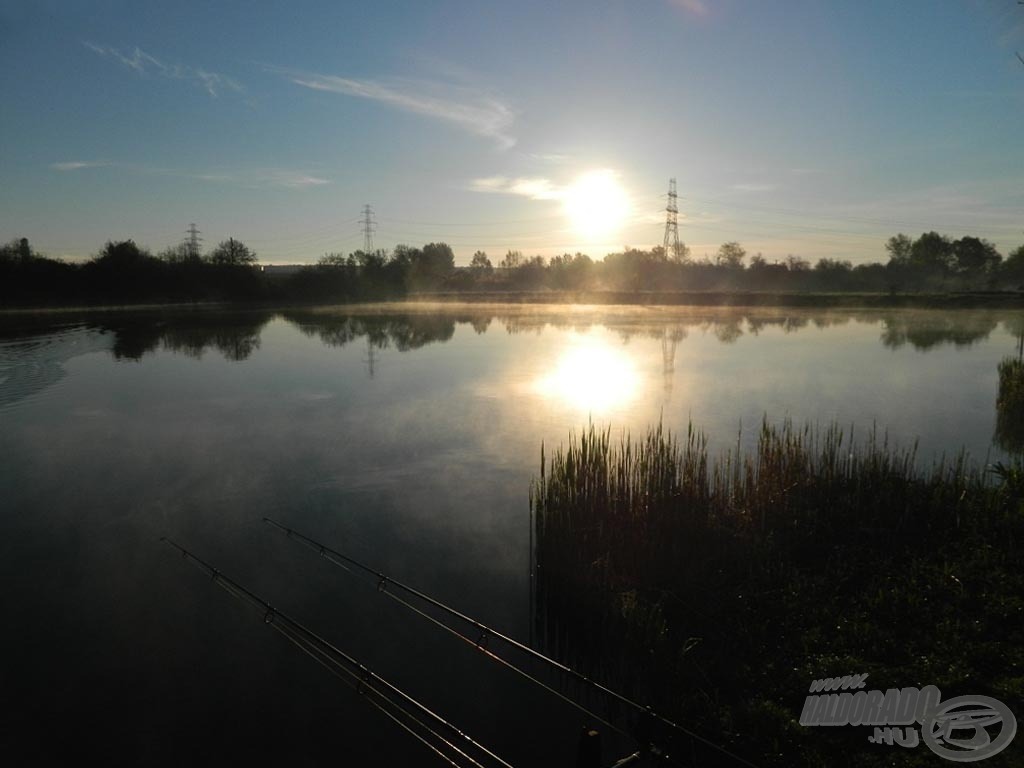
531;421;1024;766
996;356;1024;454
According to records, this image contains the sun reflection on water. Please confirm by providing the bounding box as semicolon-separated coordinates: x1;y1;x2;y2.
535;339;640;412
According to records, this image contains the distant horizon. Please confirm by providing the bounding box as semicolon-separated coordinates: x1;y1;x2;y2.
3;1;1023;266
13;229;1020;270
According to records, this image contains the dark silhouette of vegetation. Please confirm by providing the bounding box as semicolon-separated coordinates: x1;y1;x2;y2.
878;311;998;350
282;306;1012;355
209;238;257;266
281;309;457;352
0;237;78;305
1;237;265;305
99;310;274;361
4;229;1024;308
469;250;493;276
995;357;1024;454
532;421;1024;767
995;319;1024;454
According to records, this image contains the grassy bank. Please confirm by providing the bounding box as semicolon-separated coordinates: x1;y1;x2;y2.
531;422;1024;766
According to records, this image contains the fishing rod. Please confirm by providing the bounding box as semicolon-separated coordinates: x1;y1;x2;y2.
263;518;760;768
161;537;516;768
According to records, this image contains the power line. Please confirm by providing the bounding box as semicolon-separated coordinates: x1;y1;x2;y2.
663;178;681;260
361;204;377;253
184;222;202;259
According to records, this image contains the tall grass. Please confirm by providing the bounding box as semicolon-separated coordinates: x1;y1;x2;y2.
531;421;1024;766
996;356;1024;454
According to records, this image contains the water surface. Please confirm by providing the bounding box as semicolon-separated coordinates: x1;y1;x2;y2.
1;303;1021;765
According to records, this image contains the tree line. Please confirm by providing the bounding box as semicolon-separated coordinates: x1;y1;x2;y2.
0;237;261;305
3;230;1024;306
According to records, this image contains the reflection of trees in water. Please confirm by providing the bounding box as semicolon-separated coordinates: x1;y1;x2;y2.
878;312;998;350
104;311;273;361
285;308;1012;355
711;318;743;344
494;310;860;344
746;315;817;334
281;312;456;352
14;307;1008;374
1003;316;1024;359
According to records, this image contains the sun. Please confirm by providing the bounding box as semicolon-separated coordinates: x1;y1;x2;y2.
562;170;631;241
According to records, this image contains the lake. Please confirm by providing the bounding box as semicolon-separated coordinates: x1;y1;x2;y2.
1;303;1021;766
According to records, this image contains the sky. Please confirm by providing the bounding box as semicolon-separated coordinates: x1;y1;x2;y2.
1;0;1023;265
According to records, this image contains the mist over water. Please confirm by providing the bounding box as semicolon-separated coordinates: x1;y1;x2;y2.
1;304;1020;765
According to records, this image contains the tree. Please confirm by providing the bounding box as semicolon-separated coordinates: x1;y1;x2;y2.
885;234;913;266
749;253;768;270
469;250;493;274
158;243;193;263
952;237;1001;275
209;237;256;266
404;242;454;290
94;239;153;267
0;238;32;263
814;258;853;273
354;249;388;271
421;242;455;281
785;254;810;272
1002;244;1024;283
814;258;853;289
670;241;691;264
909;231;953;272
500;250;523;269
318;252;348;267
717;241;746;269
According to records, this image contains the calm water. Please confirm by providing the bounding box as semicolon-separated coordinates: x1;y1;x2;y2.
1;303;1021;765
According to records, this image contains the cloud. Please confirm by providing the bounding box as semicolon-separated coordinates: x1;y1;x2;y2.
48;160;329;189
528;152;571;164
669;0;709;16
471;176;563;200
50;160;110;171
279;69;516;149
84;42;243;97
732;182;778;193
261;172;331;189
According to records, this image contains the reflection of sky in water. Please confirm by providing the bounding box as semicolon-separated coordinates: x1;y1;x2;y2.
0;305;1020;764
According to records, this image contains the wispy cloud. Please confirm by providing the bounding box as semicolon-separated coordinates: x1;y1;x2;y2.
528;152;571;164
471;176;563;200
732;182;778;193
278;68;516;149
262;171;331;189
50;160;111;171
84;42;243;97
48;160;328;189
669;0;709;17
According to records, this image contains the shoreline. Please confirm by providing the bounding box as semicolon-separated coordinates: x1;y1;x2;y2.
4;289;1024;315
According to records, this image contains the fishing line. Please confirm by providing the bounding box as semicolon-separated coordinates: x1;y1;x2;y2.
263;519;761;768
162;538;515;768
267;618;472;768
